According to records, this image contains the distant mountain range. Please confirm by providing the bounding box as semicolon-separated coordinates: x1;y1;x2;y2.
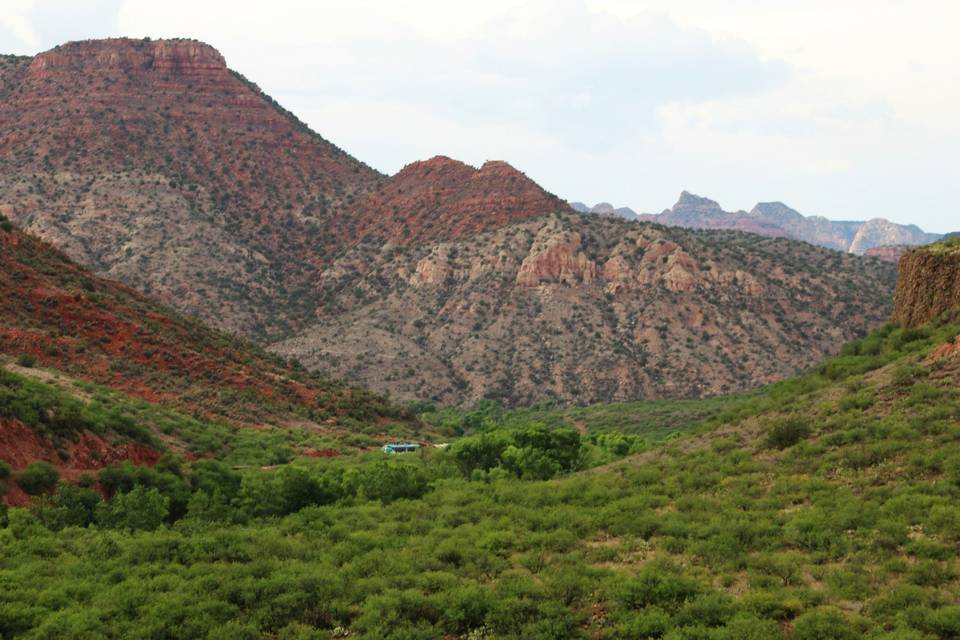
571;193;942;255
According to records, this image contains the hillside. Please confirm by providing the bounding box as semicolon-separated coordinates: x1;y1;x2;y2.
575;192;941;254
2;255;960;637
0;214;414;429
272;211;897;406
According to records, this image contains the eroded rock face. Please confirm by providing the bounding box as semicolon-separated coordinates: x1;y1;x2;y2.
892;242;960;328
271;212;898;407
516;224;598;286
865;245;908;264
28;38;226;78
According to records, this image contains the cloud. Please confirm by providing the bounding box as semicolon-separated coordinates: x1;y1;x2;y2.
0;0;38;53
112;0;784;152
28;0;123;46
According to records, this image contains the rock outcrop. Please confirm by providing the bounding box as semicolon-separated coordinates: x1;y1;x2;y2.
864;245;909;264
892;239;960;328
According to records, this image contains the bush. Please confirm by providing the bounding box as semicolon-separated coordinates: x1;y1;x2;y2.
767;418;812;450
792;608;859;640
15;354;37;368
16;462;60;495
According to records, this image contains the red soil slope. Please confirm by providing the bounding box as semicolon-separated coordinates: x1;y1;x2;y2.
0;220;409;427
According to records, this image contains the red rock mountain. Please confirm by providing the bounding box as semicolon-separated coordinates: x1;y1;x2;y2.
0;38;903;408
352;156;570;245
0;39;569;340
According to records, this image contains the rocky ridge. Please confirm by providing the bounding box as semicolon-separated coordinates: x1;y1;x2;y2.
574;193;941;254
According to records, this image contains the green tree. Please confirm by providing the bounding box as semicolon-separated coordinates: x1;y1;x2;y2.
96;486;169;531
33;483;101;530
16;462;59;495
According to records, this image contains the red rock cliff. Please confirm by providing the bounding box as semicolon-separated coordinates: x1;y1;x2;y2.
892;241;960;328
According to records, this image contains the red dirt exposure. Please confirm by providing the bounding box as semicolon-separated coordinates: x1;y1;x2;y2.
301;448;341;459
0;417;161;506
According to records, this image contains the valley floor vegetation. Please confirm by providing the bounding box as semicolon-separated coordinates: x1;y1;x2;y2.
2;316;960;638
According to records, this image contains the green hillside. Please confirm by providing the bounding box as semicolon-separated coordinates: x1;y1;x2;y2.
3;314;960;638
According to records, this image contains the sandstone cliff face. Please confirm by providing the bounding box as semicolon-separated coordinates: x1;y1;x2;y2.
516;222;598;286
849;219;941;255
892;240;960;328
271;212;897;407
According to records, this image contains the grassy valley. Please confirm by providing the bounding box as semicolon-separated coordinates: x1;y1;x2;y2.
4;309;960;637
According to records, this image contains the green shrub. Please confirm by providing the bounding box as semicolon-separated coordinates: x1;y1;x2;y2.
15;354;37;368
16;462;60;495
791;608;859;640
766;418;812;449
95;486;169;531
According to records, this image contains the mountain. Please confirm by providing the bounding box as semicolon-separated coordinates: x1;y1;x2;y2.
0;39;571;340
271;211;897;406
574;201;640;220
0;213;412;429
346;156;570;246
574;193;941;253
0;38;901;410
0;39;383;339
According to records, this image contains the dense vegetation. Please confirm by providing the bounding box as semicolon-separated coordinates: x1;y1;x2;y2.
3;315;960;638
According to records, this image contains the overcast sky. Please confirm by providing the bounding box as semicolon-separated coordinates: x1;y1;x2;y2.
2;0;958;232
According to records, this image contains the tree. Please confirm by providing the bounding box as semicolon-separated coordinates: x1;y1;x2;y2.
96;486;169;531
17;462;59;495
33;483;101;530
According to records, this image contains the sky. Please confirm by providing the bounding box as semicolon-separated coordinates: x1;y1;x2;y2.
1;1;957;232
